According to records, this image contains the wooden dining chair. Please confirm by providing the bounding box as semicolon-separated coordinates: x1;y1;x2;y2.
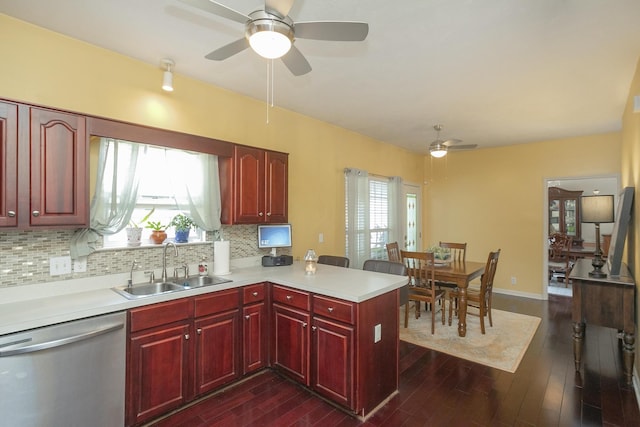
362;259;409;326
548;233;573;287
401;250;445;334
385;242;402;263
439;241;467;262
317;255;350;268
448;249;501;334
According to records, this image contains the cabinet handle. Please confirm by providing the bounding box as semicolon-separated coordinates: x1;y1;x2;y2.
286;295;293;301
32;210;40;217
312;326;317;332
266;212;271;217
7;211;15;217
252;291;258;297
184;334;190;340
327;307;334;313
258;212;264;217
196;328;202;334
302;322;307;328
245;315;250;320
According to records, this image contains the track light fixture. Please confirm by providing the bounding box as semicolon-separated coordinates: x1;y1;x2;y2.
161;59;174;92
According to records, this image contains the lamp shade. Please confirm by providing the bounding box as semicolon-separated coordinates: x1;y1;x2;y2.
581;195;614;223
429;144;447;158
162;70;173;92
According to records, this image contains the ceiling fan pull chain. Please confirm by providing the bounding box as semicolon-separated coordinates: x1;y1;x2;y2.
266;60;270;124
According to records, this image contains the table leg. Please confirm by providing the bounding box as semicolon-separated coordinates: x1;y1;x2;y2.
572;321;585;371
622;330;635;385
457;287;467;337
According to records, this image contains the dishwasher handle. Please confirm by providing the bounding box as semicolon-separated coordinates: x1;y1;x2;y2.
0;322;124;357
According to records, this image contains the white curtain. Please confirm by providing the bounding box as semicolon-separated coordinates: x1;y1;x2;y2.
169;150;222;231
345;168;369;269
388;176;404;248
70;138;143;258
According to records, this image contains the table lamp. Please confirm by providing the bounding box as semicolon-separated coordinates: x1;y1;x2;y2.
581;194;614;277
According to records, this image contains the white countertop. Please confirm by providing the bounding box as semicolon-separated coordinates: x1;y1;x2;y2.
0;261;407;336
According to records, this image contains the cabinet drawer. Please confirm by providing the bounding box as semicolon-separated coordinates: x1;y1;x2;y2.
243;283;266;304
195;288;240;318
129;299;191;333
312;295;355;324
272;285;310;311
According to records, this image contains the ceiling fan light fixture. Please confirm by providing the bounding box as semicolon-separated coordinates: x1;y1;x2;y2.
246;17;294;59
429;144;448;158
160;58;175;92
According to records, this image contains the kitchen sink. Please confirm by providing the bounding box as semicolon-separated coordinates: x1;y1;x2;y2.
112;281;184;299
112;276;232;299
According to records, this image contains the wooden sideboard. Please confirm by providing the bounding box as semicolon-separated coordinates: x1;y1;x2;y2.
570;258;636;385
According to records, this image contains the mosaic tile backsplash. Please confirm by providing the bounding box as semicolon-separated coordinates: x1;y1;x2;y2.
0;225;290;288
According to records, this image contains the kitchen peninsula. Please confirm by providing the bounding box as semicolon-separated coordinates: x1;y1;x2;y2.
0;261;406;424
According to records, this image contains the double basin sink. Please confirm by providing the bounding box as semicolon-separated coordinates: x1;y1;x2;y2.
112;275;232;300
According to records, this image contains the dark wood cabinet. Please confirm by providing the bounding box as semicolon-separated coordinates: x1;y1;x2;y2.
0;102;88;229
242;283;268;374
549;187;583;246
0;101;18;227
272;303;311;385
233;145;288;224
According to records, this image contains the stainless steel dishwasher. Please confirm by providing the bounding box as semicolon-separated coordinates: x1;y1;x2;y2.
0;311;126;427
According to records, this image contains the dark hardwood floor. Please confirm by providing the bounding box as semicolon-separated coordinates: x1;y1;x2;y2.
150;294;640;426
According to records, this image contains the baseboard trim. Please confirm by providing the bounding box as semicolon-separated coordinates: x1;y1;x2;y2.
493;288;545;300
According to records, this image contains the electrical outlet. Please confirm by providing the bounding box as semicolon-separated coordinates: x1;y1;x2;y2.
318;233;324;243
511;276;517;285
73;257;87;273
374;324;381;343
50;256;72;276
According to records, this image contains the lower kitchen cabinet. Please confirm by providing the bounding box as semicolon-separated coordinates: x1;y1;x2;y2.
243;283;268;374
272;303;311;385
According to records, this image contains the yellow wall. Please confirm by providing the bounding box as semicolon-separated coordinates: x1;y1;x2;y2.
0;14;424;258
425;133;621;296
621;57;640;376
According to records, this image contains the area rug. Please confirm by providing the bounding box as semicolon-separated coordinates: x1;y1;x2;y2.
399;306;541;373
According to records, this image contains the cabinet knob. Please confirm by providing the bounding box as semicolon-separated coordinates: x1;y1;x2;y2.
327;307;334;313
286;295;293;301
32;210;40;217
245;315;250;320
196;328;202;334
302;322;307;328
7;210;15;217
311;326;317;332
184;334;190;340
258;212;264;217
266;212;271;217
252;291;258;297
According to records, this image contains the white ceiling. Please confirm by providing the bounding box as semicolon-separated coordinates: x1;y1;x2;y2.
2;0;640;155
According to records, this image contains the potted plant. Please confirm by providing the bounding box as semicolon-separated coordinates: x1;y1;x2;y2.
170;213;196;243
146;220;168;244
126;208;155;246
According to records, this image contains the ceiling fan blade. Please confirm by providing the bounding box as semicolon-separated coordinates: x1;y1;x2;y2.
448;144;478;150
179;0;249;24
294;21;369;41
441;139;463;146
205;38;249;60
281;45;312;76
265;0;295;18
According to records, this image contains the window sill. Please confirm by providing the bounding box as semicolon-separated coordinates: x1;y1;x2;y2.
97;240;212;253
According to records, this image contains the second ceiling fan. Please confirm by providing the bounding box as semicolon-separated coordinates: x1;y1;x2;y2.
428;124;477;158
180;0;369;76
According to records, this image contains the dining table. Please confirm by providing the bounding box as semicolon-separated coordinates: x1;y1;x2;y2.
434;260;486;337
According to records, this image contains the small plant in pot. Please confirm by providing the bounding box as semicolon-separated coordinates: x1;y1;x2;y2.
146;220;168;244
170;213;196;243
126;208;155;246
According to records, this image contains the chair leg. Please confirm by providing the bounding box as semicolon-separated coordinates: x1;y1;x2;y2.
404;302;409;328
440;300;445;325
487;299;493;327
479;305;486;334
431;302;435;334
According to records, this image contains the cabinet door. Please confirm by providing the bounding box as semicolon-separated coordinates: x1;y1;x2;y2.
265;150;288;223
243;302;267;374
234;145;265;223
194;309;241;395
312;317;354;409
0;102;18;227
28;107;87;227
272;304;310;385
127;323;190;426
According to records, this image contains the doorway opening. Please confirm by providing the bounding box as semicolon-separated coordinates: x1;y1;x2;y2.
543;175;619;298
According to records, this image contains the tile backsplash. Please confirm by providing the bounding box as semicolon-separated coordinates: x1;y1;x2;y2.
0;225;289;288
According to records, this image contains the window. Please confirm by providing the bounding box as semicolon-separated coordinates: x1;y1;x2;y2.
345;169;403;268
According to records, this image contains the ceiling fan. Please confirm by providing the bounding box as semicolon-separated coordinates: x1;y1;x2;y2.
428;124;477;158
179;0;369;76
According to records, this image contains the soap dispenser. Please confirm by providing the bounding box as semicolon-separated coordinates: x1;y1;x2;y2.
198;256;208;276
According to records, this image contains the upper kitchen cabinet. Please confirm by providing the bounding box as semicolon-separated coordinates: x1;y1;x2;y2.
0;101;18;227
233;145;288;224
23;106;88;228
548;187;583;247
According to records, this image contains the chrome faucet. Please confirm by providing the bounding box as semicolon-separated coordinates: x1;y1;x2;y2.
128;260;138;288
161;242;178;282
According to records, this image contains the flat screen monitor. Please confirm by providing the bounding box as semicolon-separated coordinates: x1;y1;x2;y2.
258;224;292;256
